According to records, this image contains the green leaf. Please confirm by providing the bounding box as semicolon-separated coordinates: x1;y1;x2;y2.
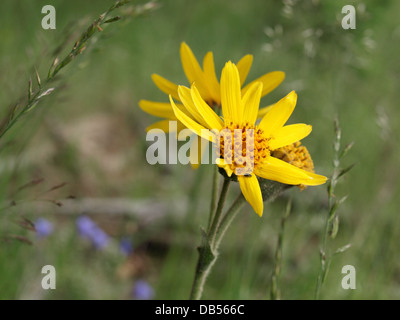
25;101;39;113
328;200;339;222
328;196;347;222
197;228;215;272
103;16;122;24
338;195;348;204
337;162;357;179
340;141;355;159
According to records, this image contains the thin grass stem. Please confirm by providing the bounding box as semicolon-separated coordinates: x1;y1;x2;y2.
315;117;354;299
270;197;291;300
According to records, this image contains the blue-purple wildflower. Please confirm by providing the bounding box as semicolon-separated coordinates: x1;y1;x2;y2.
35;218;54;238
76;215;110;250
133;280;154;300
120;237;133;256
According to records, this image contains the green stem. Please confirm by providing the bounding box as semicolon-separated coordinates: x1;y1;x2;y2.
190;179;243;300
207;103;221;231
207;178;230;242
315;118;341;300
189;237;217;300
315;180;335;300
0;113;24;140
207;165;219;232
0;91;41;140
213;193;246;251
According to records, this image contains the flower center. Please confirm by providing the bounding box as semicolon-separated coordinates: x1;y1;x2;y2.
271;141;314;173
217;122;271;175
271;141;314;190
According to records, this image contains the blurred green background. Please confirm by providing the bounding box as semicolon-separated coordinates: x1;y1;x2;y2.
0;0;399;299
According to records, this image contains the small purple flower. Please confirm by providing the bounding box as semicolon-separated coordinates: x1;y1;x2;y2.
35;218;53;238
120;237;133;256
133;280;154;300
76;216;96;238
76;215;110;250
91;228;110;250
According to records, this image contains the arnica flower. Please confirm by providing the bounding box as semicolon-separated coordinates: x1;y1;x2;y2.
170;61;327;216
139;42;285;168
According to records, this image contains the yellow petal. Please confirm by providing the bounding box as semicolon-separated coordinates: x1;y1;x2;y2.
301;171;328;186
242;82;263;124
146;120;171;133
151;74;180;101
145;119;186;133
180;42;210;100
255;156;327;186
243;71;285;98
190;136;209;169
191;85;224;130
220;61;242;124
259;91;297;136
269;124;312;150
139;100;176;119
178;85;210;128
203;52;221;105
236;54;253;86
257;104;274;119
170;95;216;143
215;158;234;177
238;174;264;217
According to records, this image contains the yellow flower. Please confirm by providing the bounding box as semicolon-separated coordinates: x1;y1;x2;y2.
139;42;285;168
271;141;315;190
169;61;327;217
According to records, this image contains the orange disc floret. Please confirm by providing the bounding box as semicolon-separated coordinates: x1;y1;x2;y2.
217;122;271;175
271;141;315;189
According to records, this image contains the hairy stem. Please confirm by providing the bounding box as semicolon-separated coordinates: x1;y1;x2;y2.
190;178;244;300
207;165;219;232
189;236;217;300
207;178;230;240
213;193;246;251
